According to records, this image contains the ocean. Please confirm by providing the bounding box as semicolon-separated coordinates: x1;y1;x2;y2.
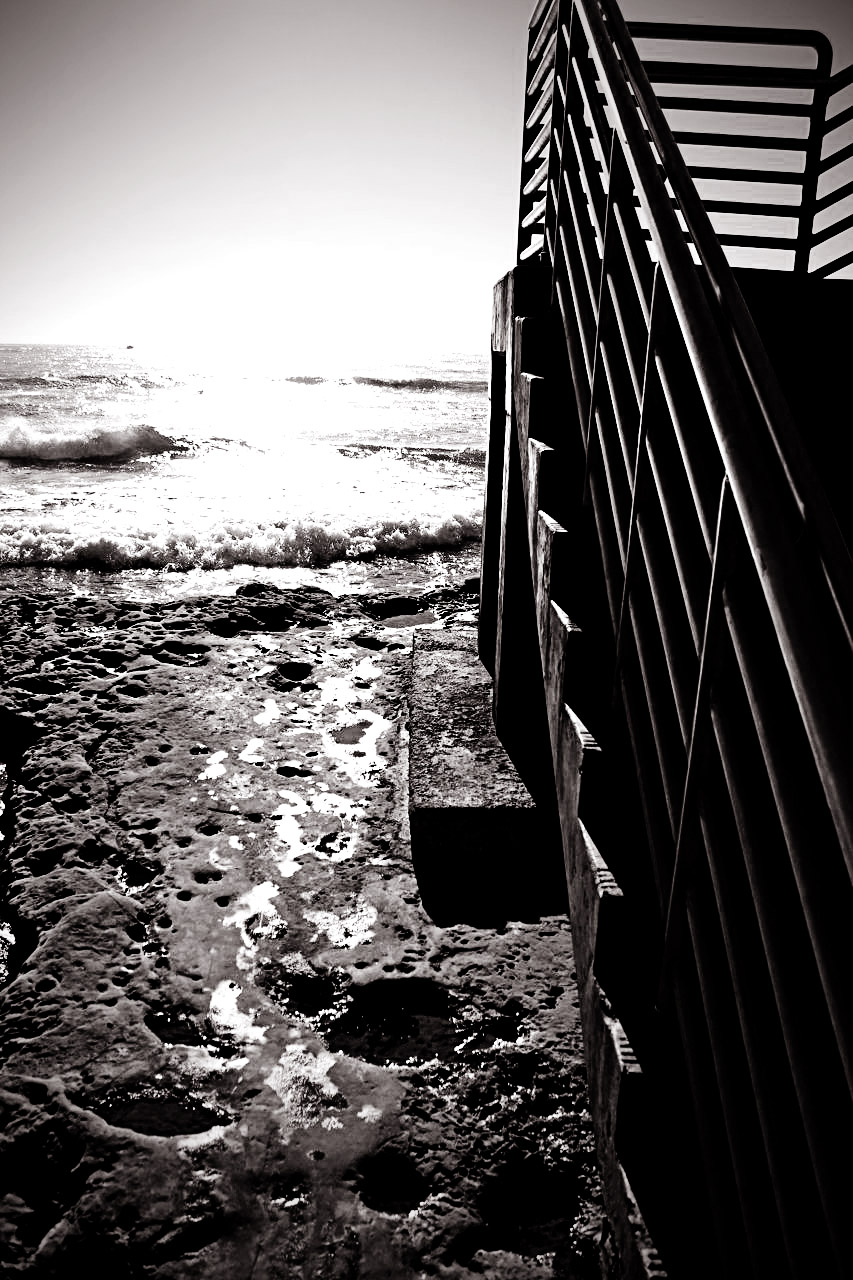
0;343;488;599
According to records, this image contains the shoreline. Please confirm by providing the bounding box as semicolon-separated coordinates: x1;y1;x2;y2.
0;542;483;604
0;564;604;1276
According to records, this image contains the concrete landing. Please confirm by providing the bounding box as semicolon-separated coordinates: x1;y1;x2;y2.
408;631;568;927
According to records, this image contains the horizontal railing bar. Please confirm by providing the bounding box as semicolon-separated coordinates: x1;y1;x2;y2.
628;20;832;60
696;198;802;216
522;197;548;228
683;164;804;182
656;93;812;117
816;177;853;212
820;140;853;172
716;231;797;246
529;0;556;32
524;117;552;164
526;77;554;131
632;192;803;216
827;63;853;97
673;130;810;150
644;61;821;89
812;209;853;246
519;235;544;260
528;29;559;97
523;157;550;195
824;101;853;136
812;245;853;277
639;227;798;248
530;0;559;62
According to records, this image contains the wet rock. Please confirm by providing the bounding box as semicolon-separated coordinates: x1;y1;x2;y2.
77;1086;230;1137
325;977;457;1064
0;577;604;1277
353;1143;431;1213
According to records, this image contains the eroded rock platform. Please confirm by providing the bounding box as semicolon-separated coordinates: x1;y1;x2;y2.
0;575;603;1278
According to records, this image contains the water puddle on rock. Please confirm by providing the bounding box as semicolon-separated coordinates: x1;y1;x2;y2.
0;920;15;985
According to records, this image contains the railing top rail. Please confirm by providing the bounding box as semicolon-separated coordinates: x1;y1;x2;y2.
627;21;833;66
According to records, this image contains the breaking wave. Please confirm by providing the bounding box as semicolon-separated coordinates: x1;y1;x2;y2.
0;513;482;571
351;376;488;393
337;443;486;467
0;421;186;462
0;372;171;391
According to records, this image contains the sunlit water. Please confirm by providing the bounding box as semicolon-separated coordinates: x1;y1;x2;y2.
0;344;489;593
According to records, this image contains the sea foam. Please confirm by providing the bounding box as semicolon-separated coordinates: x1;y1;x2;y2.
0;513;482;571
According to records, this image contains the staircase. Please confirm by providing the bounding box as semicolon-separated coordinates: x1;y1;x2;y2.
480;2;853;1276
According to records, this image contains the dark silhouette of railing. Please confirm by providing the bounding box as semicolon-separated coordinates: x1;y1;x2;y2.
815;62;853;275
519;6;853;277
486;1;853;1275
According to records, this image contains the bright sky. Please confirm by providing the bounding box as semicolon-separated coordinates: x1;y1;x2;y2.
1;0;851;361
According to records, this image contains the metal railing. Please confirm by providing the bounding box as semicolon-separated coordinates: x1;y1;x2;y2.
814;63;853;275
512;1;853;1274
519;6;853;276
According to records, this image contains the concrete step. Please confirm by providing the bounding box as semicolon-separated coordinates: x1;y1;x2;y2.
407;629;567;927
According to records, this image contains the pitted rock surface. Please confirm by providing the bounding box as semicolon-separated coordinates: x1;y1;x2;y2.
0;575;603;1278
